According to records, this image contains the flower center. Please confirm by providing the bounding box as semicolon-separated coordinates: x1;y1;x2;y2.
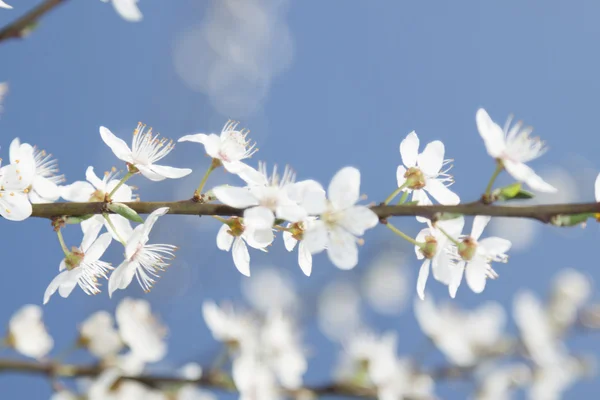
227;218;245;237
458;237;478;261
404;167;426;189
65;248;85;270
89;189;105;202
420;235;438;259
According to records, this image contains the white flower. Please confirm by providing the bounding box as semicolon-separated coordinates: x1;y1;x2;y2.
108;207;177;295
100;123;192;181
302;167;379;269
7;305;53;359
9;138;63;203
178;120;257;173
449;216;511;296
0;1;12;9
548;269;591;332
335;330;397;383
43;225;113;304
0;152;35;221
282;219;315;276
100;0;142;22
216;217;273;277
476;108;557;193
202;301;258;348
79;311;123;359
414;217;464;300
397;131;459;221
476;363;531;400
232;353;280;400
115;297;167;363
61;166;134;240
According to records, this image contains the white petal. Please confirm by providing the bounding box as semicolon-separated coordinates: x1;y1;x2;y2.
432;250;452;284
140;207;169;238
414;227;430;260
298;242;313;276
108;261;138;297
1;163;33;190
425;178;460;205
105;215;134;241
135;165;165;181
396;165;407;188
57;271;79;298
237;164;268;186
478;237;512;256
287;180;327;214
99;126;133;162
112;0;143;22
417;141;445;176
146;164;192;180
31;176;60;203
283;229;297;252
85;166;105;190
417;259;431;300
328;167;360;210
276;203;307;223
339;206;379;236
0;192;32;221
216;224;234;251
302;220;328;254
503;159;557;193
475;108;506;158
106;179;133;202
244;228;274;249
213;186;259;208
0;1;13;9
60;181;95;202
465;261;488;293
471;215;491;240
244;206;275;230
232;238;251;276
81;222;103;253
85;233;113;262
327;227;359;270
448;262;464;298
8;137;21;165
178;133;208;144
400;131;419;168
596;173;600;202
413;189;432;223
44;271;74;304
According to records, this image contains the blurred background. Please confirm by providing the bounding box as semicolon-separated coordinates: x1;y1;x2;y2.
1;0;600;398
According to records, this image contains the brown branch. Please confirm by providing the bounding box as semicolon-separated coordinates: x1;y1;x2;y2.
28;200;600;224
0;0;68;43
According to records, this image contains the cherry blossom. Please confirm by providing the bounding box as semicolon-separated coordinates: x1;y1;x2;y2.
61;166;134;240
108;207;177;295
0;148;35;221
396;131;459;221
302;166;379;269
7;305;53;359
100;0;142;22
78;311;123;359
9;138;63;203
202;301;258;348
100;123;192;181
43;226;113;304
282;219;315;276
476;108;557;193
178;120;257;174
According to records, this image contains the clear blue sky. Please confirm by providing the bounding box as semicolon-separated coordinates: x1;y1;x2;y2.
1;1;599;398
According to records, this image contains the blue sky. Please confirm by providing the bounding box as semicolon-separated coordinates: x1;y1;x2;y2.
1;0;600;398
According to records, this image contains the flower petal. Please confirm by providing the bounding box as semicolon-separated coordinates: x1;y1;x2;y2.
298;242;313;276
396;165;407;188
596;173;600;202
417;141;445;176
476;108;506;158
339;206;378;236
448;262;464;298
43;271;74;304
112;0;143;22
471;215;491;240
140;207;169;238
276;203;307;223
283;228;297;252
413;189;432;223
0;1;13;9
417;259;431;300
287;180;326;214
146;164;192;180
327;227;358;270
303;220;328;254
478;237;512;257
244;206;275;230
61;181;95;202
328;166;360;210
85;233;113;262
135;165;165;181
108;261;138;297
244;228;274;249
425;178;460;205
85;166;105;190
0;192;32;221
213;186;259;208
400;131;419;168
99;126;133;163
32;176;60;203
106;179;133;202
466;261;488;293
232;237;250;276
503;159;557;193
216;224;234;251
104;215;134;241
81;222;103;253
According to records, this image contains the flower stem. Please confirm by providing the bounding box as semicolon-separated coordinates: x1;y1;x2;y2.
195;158;221;199
435;224;461;246
384;182;409;205
397;191;410;205
56;229;70;257
103;213;127;246
212;215;229;225
484;161;504;198
386;222;423;247
108;171;134;200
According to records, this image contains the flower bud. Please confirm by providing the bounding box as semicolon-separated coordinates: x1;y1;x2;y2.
420;236;438;259
458;237;477;261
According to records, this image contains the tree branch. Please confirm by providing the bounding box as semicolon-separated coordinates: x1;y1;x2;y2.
27;199;600;224
0;0;68;43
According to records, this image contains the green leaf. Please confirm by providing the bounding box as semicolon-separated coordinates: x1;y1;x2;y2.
433;212;463;221
64;214;94;224
403;200;420;206
493;183;535;202
550;213;593;227
512;189;534;200
107;203;144;223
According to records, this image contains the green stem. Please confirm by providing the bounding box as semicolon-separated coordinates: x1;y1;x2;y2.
108;171;134;200
212;215;229;224
196;158;221;197
384;182;409;205
397;191;410;205
103;213;127;245
435;224;461;246
56;229;70;257
386;222;423;247
484;161;504;197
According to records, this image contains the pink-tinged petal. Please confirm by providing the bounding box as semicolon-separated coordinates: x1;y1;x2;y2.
465;261;488;293
596;173;600;202
276;203;307;223
147;164;192;180
140;207;169;238
0;192;32;221
85;166;105;190
476;108;506;158
99;126;133;162
298;242;312;276
244;206;275;230
448;262;464;298
81;222;103;252
303;220;328;254
283;229;297;251
503;159;557;193
478;237;512;256
31;176;60;203
112;0;143;22
60;181;95;202
85;233;113;262
425;178;460;205
136;165;165;181
417;141;445;176
108;261;138;297
400;131;419;168
327;227;358;270
396;165;407;188
213;186;258;208
471;215;491;240
232;237;250;276
417;259;431;300
105;215;133;241
217;224;234;251
328;166;360;210
339;206;378;236
43;271;76;304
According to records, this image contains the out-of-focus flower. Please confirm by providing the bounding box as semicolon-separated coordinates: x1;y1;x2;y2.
242;268;298;313
476;363;531;400
362;251;410;315
79;311;123;359
317;281;362;341
100;0;142;22
202;301;257;349
6;305;53;359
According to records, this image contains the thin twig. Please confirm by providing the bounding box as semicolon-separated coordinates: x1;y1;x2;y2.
0;0;68;43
